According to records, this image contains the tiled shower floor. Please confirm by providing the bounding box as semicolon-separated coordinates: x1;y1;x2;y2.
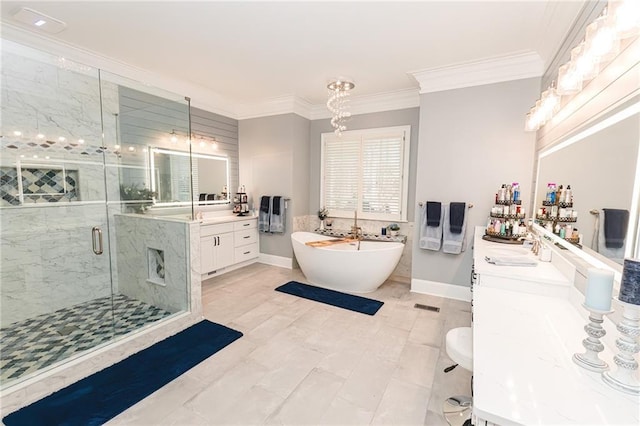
0;294;172;385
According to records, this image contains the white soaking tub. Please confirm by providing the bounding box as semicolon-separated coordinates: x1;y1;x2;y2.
291;231;404;293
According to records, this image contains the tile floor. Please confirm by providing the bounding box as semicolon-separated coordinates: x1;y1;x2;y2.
107;263;472;425
0;294;172;385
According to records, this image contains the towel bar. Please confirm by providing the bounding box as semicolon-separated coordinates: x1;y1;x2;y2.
418;202;473;208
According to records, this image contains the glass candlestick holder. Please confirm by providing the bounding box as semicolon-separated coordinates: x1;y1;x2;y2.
573;303;613;372
602;301;640;395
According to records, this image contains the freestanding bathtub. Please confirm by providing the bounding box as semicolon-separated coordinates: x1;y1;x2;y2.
291;231;404;293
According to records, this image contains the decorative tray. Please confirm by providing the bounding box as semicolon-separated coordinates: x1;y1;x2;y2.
535;215;577;223
495;200;522;205
314;228;407;244
490;213;526;219
482;234;525;245
542;201;573;207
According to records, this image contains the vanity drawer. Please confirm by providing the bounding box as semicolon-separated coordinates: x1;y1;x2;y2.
235;229;258;247
234;243;259;263
201;222;234;237
234;219;257;231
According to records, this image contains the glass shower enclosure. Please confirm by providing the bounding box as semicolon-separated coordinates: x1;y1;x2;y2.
0;40;192;388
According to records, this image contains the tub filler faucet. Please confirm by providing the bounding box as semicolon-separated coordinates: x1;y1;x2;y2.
350;210;363;241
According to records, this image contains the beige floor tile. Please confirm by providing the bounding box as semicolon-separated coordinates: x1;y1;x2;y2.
336;355;396;411
257;346;325;399
184;360;268;421
393;342;440;387
424;408;449;426
319;396;375;425
409;315;445;348
371;378;431;425
215;385;285;425
266;368;345;425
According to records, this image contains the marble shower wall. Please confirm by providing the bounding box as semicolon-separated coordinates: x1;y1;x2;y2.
114;215;189;314
0;42;122;327
293;215;413;282
0;204;113;327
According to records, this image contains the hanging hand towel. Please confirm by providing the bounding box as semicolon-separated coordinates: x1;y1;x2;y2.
269;196;285;233
443;202;467;254
258;196;271;233
603;208;629;249
419;202;443;251
595;208;629;263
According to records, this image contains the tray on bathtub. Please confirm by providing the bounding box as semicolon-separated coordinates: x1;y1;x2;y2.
306;238;352;247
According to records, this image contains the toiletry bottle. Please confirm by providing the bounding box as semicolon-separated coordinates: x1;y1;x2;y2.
498;184;506;202
549;183;556;204
566;224;573;239
559;227;565;238
500;222;506;235
565;185;572;204
506;184;512;202
512;183;520;202
494;220;501;233
556;184;563;204
554;223;561;234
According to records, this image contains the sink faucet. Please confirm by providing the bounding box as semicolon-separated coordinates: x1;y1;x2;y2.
520;232;541;255
350;210;363;241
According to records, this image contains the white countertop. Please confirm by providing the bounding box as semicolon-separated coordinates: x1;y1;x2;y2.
473;226;573;295
473;285;639;426
472;227;639;425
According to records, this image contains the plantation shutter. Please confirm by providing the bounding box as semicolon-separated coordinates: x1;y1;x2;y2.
323;137;359;212
361;134;403;216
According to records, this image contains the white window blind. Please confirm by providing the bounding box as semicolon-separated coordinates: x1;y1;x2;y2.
321;126;410;221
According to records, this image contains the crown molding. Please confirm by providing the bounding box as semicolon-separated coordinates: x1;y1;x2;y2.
235;95;315;120
0;22;240;119
409;51;544;94
309;88;420;120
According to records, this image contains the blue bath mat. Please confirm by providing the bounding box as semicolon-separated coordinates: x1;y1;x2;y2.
3;320;242;426
275;281;384;315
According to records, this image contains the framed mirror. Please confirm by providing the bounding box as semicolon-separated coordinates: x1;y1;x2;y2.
534;102;640;267
149;147;229;207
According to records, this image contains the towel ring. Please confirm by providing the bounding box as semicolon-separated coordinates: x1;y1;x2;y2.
590;209;600;215
418;202;473;209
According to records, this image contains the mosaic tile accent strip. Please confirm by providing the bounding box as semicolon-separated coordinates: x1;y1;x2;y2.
0;167;20;206
0;167;79;206
0;294;173;385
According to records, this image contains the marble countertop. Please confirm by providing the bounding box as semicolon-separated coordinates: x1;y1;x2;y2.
473;285;639;425
473;226;572;288
313;228;407;243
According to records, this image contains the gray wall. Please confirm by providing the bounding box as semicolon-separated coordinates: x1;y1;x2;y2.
309;108;420;222
412;78;539;287
239;113;310;258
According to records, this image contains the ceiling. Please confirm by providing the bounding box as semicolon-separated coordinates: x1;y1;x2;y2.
1;1;586;115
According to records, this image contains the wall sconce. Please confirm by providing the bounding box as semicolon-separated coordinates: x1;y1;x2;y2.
525;0;639;132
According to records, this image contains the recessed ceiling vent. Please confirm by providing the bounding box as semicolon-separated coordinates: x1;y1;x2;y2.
12;7;67;34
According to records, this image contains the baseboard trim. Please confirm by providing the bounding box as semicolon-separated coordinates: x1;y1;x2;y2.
411;278;472;302
258;253;293;269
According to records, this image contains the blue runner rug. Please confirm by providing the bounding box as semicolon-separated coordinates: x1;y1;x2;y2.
3;320;242;426
275;281;384;315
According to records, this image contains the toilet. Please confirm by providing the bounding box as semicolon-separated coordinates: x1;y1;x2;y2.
442;326;473;426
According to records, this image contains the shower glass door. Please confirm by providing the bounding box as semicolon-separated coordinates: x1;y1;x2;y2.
0;41;191;389
0;41;116;387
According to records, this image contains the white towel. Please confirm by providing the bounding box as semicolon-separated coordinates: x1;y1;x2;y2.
484;256;537;267
442;203;467;254
419;203;443;251
269;197;285;233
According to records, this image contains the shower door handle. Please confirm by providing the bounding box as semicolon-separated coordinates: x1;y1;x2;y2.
92;226;104;255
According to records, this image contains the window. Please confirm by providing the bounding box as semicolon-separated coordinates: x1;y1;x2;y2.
321;125;410;221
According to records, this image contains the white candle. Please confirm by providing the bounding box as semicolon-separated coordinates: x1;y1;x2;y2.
585;268;614;311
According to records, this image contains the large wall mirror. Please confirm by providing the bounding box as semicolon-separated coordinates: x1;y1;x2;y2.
535;102;640;267
149;148;229;207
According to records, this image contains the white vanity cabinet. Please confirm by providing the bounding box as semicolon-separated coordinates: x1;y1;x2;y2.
200;222;235;274
200;217;259;277
233;220;259;263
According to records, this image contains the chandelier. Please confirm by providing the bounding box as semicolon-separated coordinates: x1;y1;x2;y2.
327;78;355;136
